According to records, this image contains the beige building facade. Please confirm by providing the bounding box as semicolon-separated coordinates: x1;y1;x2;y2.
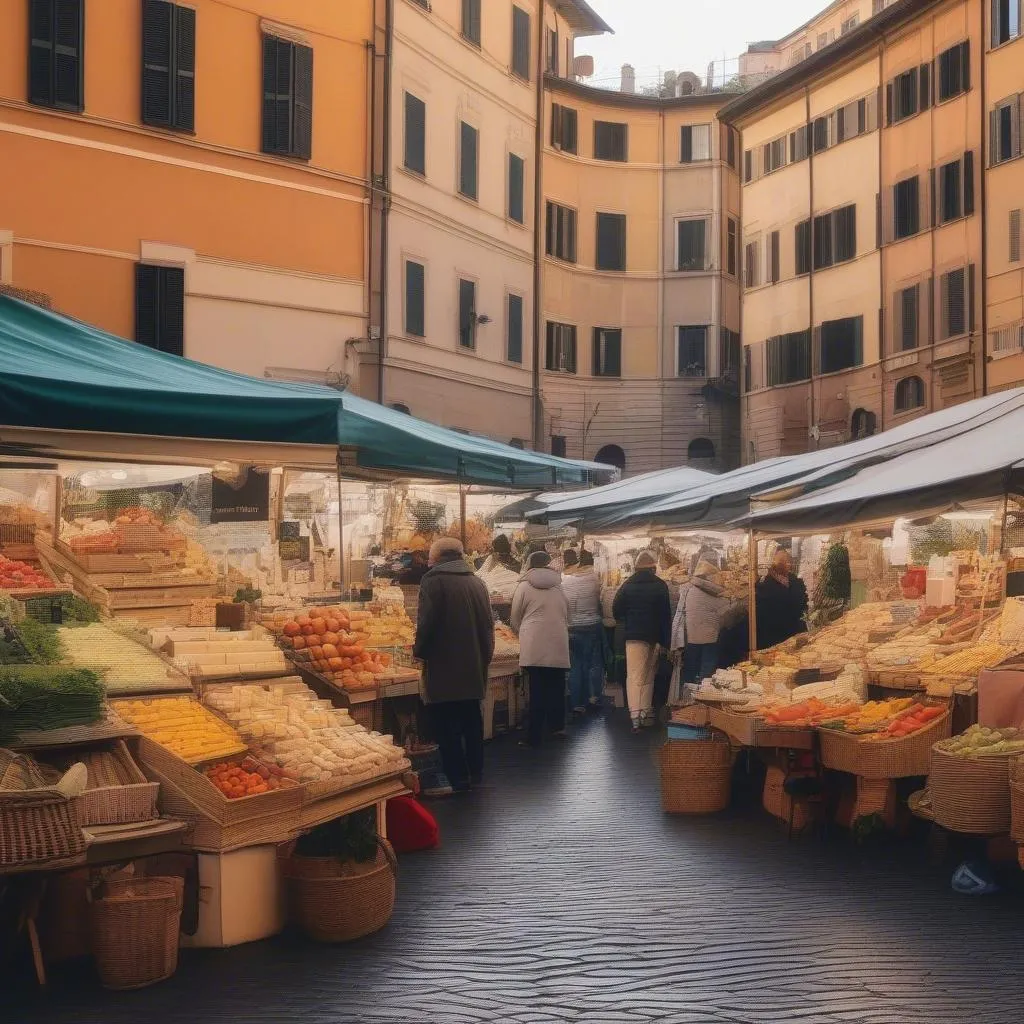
724;0;985;461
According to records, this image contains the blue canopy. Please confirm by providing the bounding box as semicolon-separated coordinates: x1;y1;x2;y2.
0;295;607;488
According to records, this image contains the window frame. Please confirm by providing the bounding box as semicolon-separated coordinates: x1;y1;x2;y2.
594;120;628;162
461;0;482;48
508;152;526;224
894;375;926;413
550;103;579;154
893;175;921;240
457;277;477;350
135;263;185;356
992;0;1022;47
680;123;712;163
506;291;524;364
592;327;622;377
261;34;313;161
677;325;709;378
937;40;970;103
595;212;627;272
511;5;531;81
894;282;920;352
676;217;708;273
28;0;85;112
817;315;864;375
726;218;738;277
403;91;426;176
545;201;578;263
545;321;578;374
458;120;479;201
404;258;426;338
141;0;196;133
990;95;1022;166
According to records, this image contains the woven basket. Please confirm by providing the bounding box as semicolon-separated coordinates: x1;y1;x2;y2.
89;876;183;990
282;837;397;943
762;765;810;831
48;741;159;826
930;746;1012;835
818;709;952;779
1008;759;1024;843
659;733;733;814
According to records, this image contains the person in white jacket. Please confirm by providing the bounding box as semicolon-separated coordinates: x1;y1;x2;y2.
671;561;732;687
562;549;604;714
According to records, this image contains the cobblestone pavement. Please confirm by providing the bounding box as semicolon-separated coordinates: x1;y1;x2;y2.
9;713;1024;1023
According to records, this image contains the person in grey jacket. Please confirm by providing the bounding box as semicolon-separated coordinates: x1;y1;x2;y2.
671;560;732;686
511;550;570;747
414;538;495;792
562;549;604;714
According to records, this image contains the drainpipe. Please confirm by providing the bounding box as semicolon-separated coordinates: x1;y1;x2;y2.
532;2;547;449
979;11;989;397
365;23;378;400
378;0;394;406
658;103;666;466
877;38;886;434
805;84;816;450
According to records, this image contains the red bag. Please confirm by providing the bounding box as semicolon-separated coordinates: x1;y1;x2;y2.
385;796;440;853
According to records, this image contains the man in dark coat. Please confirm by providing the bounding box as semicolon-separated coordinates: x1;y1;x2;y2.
414;538;495;792
612;552;672;731
755;549;809;650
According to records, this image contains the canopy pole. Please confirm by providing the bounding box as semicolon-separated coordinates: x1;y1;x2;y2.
335;456;346;594
747;530;757;657
459;484;467;549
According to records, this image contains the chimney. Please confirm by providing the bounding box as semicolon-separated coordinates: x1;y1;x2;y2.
620;64;636;94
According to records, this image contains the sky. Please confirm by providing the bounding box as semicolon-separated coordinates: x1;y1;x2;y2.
577;0;828;91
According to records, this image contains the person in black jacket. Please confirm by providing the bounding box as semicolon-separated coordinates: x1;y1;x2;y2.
612;552;672;731
414;538;495;792
755;549;809;651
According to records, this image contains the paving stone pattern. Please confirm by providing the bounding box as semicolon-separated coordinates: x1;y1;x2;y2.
10;714;1024;1023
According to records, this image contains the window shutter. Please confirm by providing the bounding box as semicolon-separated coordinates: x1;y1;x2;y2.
963;150;975;216
161;267;185;356
262;36;289;155
929;168;937;227
1010;209;1022;263
29;0;55;106
141;0;173;127
990;108;1000;166
292;44;313;160
53;0;83;109
920;62;932;110
545;323;555;369
885;83;893;125
508;153;524;223
404;93;426;174
135;264;160;351
511;6;530;79
607;331;621;377
770;231;780;284
968;263;976;333
174;5;196;132
681;125;693;162
550;103;562;148
565;109;578;153
961;40;970;91
460;122;478;199
544;202;554;256
507;294;523;363
405;261;424;337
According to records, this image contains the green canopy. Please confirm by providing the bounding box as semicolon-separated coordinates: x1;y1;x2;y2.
0;296;605;488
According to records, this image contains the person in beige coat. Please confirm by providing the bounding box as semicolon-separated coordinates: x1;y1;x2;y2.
511;550;570;747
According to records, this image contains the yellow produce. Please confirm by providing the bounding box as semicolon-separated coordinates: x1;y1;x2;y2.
921;644;1012;677
936;724;1024;758
114;696;245;763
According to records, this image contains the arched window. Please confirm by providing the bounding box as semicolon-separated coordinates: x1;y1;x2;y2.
894;376;925;413
390;402;411;415
851;407;877;439
688;437;715;461
594;444;626;471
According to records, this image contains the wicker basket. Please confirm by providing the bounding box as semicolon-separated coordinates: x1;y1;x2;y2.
930;746;1012;835
762;764;810;831
1008;759;1024;843
47;741;159;826
818;708;952;779
659;733;733;814
282;837;397;943
90;876;183;990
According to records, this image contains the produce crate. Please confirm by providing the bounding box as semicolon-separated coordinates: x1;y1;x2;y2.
111;696;246;765
708;706;762;747
818;707;952;779
45;740;159;826
930;746;1013;835
871;669;926;691
659;734;733;814
671;704;711;728
135;736;302;853
762;765;810;831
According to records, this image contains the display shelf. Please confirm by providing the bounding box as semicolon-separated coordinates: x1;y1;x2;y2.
297;770;411;831
11;719;139;751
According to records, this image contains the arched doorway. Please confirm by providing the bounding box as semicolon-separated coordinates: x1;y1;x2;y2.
687;437;715;462
594;444;626;472
390;402;410;415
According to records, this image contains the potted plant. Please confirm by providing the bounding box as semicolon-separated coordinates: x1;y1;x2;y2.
282;809;397;942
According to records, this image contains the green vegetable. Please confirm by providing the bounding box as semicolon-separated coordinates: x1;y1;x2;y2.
16;618;63;664
0;665;104;733
815;543;852;607
294;808;378;862
234;587;263;605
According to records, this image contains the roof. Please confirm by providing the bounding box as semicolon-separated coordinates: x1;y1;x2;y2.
550;0;614;36
0;296;610;489
746;41;779;53
544;73;735;111
720;0;941;125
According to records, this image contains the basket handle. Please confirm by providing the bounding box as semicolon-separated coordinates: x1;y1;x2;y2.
375;834;398;877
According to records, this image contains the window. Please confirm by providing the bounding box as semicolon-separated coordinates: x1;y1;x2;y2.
727;218;737;277
720;328;741;382
545;202;577;262
990;96;1022;165
938;41;969;102
459;121;478;200
135;264;185;356
551;103;578;154
688;438;715;460
813;204;857;270
889;67;919;123
592;328;622;377
404;93;426;175
812;115;831;153
1011;209;1022;263
744;240;759;287
818;29;835;48
29;0;84;111
893;176;920;239
765;231;780;285
262;35;313;160
405;260;425;337
550;435;568;458
841;13;859;34
795;220;812;276
726;126;738;169
546;322;577;373
678;327;708;377
141;0;196;132
992;0;1022;46
507;293;524;363
895;284;919;352
938;153;974;223
511;6;531;80
940;266;974;339
766;330;811;386
681;124;712;162
594;444;626;471
596;213;626;271
743;150;754;183
594;121;628;161
818;315;863;374
762;136;787;173
790;124;811;162
458;278;476;349
462;0;481;46
677;220;706;272
508;153;525;223
546;27;559;74
894;376;925;412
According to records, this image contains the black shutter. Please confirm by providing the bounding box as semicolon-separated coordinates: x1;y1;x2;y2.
962;40;970;92
292;44;313;160
567;328;577;373
920;62;932;111
606;331;622;377
963;150;975;216
404;93;425;174
174;5;196;131
459;122;478;199
136;264;184;356
596;213;625;271
564;108;577;153
462;0;481;46
550;103;562;148
29;0;55;106
142;0;173;127
30;0;83;111
545;322;555;369
405;261;424;337
135;264;160;351
262;36;292;155
545;202;554;256
508;153;524;223
511;6;530;79
885;82;893;125
507;294;523;363
681;125;693;162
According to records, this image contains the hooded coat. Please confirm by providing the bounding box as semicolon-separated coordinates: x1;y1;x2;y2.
414;556;495;703
561;566;602;628
671;575;732;648
511;567;570;669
